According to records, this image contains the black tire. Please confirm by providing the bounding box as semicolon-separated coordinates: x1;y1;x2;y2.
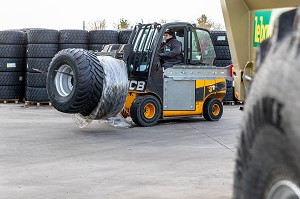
59;44;88;50
26;72;47;87
88;44;104;52
59;29;89;44
203;98;223;121
213;59;232;68
223;87;234;101
26;58;52;73
0;30;27;44
89;30;118;44
226;79;233;88
214;46;231;60
0;72;24;86
25;87;49;102
0;58;25;72
27;29;59;44
118;29;133;44
210;31;228;46
27;44;58;58
47;48;104;116
130;95;162;127
0;45;26;58
233;8;300;199
0;86;24;100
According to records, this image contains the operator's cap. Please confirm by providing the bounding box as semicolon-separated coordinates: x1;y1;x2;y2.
164;29;175;37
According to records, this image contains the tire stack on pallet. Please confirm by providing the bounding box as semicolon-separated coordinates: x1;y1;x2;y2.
210;31;234;103
88;30;119;52
0;30;27;103
59;29;89;51
26;29;59;104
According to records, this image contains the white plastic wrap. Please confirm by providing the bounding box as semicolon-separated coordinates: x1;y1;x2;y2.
73;56;129;128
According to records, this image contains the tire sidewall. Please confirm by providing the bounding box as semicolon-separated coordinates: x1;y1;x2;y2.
234;8;300;199
47;53;78;107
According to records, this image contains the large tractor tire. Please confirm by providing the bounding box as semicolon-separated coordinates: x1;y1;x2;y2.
233;8;300;199
0;30;27;44
0;58;25;72
26;58;52;73
88;30;118;44
0;86;24;100
27;29;59;44
27;44;58;58
59;29;88;44
210;31;229;46
47;48;104;116
118;29;133;44
130;95;162;127
25;87;49;102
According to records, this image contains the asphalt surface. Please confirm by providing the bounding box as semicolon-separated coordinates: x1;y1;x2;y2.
0;103;243;199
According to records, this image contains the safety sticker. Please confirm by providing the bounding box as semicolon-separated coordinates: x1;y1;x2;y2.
217;36;226;41
7;63;16;68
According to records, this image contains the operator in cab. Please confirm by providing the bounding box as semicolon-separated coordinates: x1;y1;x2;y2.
158;29;183;68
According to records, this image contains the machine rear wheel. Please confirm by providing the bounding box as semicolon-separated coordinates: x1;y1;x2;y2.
203;98;223;121
130;95;162;127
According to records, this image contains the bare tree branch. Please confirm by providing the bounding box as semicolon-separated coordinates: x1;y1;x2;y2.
87;18;107;30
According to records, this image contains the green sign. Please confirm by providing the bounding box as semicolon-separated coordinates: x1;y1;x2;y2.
253;10;272;47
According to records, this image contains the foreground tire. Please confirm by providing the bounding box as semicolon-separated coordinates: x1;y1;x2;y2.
233;8;300;199
130;95;162;127
203;98;223;121
47;48;104;116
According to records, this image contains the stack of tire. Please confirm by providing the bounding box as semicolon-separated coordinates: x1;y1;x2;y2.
26;29;59;102
118;29;133;44
88;30;119;52
0;30;27;101
210;31;234;102
59;29;88;51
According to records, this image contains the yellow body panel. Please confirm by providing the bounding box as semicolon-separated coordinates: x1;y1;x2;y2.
123;78;226;118
163;78;226;117
163;101;204;117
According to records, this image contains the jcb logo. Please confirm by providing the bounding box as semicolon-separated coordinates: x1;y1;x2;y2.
129;80;146;91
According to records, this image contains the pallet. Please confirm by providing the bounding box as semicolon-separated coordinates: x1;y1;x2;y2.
0;99;20;104
24;101;52;107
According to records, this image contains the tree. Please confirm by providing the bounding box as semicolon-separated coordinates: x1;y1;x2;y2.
196;14;224;30
211;23;224;31
87;18;106;30
115;18;130;30
160;19;168;24
196;14;213;30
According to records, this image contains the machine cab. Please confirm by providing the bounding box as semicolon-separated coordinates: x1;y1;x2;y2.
127;22;216;99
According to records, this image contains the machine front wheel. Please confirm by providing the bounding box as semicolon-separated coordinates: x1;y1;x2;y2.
130;95;162;127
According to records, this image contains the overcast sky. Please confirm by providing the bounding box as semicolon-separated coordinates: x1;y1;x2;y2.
0;0;225;30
